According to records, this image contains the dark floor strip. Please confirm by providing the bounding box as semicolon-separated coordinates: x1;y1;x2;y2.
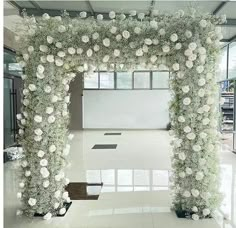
92;144;117;149
104;133;122;135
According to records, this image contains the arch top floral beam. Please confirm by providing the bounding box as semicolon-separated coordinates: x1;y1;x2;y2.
16;9;225;220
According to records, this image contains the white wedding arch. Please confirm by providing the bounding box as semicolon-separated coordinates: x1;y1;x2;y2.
15;9;226;220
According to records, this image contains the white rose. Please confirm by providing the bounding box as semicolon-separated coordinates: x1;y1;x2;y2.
192;206;198;212
183;191;191;197
51;95;58;103
184;126;191;133
150;20;158;29
16;113;22;120
47;36;54;44
19;129;24;135
17;192;22;199
188;54;197;61
87;49;93;57
21;160;28;167
97;14;104;20
142;45;148;53
54;190;61;198
178;152;186;160
103;55;110;63
172;63;179;71
40;56;47;63
42;13;50;20
159;28;165;36
193;145;201;152
122;30;130;39
76;48;83;55
40;167;50;178
44;85;52;93
43;180;50;188
198;47;206;55
138;13;145;20
186;167;192;175
188;42;197;50
144;38;152;45
114;49;120;57
93;44;99;52
49;145;56;152
110;26;117;34
79;11;87;18
198;78;206;86
55;42;62;48
182;86;189;93
40;159;48;167
58;25;66;33
109;11;116;19
195;171;204;181
38;150;45;158
39;45;48;53
192;214;199;221
203;208;210;216
200;132;207;139
183;97;191;105
59;208;66;215
170;33;178;42
43;212;52;220
46;55;54;63
28;198;37;206
37;64;44;73
129;10;137;16
68;47;76;55
28;46;34;53
34;135;42;142
196;65;204;74
34;115;42;123
23;89;29;95
187;132;196;140
116;34;122;41
34;128;43;136
175;43;182;50
19;182;25;188
28;84;36;91
134;27;141;34
198;89;205;97
191;189;200;197
136;49;143;57
54;202;60;209
199;19;207;28
48;115;56;123
23;53;29;61
178;116;185;123
184;49;192;57
103;38;110;47
23;99;29;106
36;72;45;79
153;39;159;45
150;55;157;63
177;71;184;78
162;45;170;53
179;172;186;178
186;60;193;69
185;30;192;38
92;32;99;40
202;118;210;125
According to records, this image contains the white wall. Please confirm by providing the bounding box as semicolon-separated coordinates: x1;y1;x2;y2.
83;90;170;129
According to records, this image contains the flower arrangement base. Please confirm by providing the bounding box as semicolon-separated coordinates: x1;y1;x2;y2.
34;202;72;217
175;210;212;219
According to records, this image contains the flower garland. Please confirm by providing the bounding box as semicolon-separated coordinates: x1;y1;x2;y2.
15;9;225;220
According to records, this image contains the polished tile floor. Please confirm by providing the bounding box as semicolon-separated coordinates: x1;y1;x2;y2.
4;130;236;228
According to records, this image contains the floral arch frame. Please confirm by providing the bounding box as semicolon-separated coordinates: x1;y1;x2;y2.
16;10;225;220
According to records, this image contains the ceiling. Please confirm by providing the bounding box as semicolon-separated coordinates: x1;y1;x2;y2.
4;0;236;42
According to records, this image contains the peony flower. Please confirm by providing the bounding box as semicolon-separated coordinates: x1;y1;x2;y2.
195;171;204;180
43;212;52;220
159;28;165;36
198;78;206;86
187;132;196;140
191;189;200;197
39;45;48;53
192;214;199;221
97;14;103;20
34;115;42;123
134;27;141;34
28;198;36;206
103;38;110;47
172;63;179;71
28;46;34;53
178;152;186;160
49;145;56;152
175;43;182;50
170;33;178;42
44;85;52;93
178;116;185;122
122;30;130;39
162;45;170;53
183;97;191;105
189;42;197;50
183;191;191;197
87;49;93;57
48;115;56;123
193;145;201;152
184;126;191;133
109;11;116;19
185;30;192;38
138;13;145;20
58;25;66;33
150;20;158;29
136;49;143;57
43;180;50;188
199;19;207;28
37;64;45;73
114;49;120;57
80;11;87;18
40;159;48;167
38;150;45;158
68;47;76;55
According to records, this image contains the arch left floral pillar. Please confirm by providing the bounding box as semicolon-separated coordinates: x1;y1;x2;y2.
16;52;76;218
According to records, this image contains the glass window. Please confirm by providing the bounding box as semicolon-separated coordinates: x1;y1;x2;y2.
228;42;236;80
4;48;22;76
100;72;114;89
84;72;98;89
134;72;150;89
117;72;132;89
152;71;169;89
217;46;228;81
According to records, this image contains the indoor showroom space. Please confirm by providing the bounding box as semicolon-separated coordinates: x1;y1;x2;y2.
2;0;236;228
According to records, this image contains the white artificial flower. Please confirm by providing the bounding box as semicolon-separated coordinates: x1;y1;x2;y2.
182;86;189;93
191;189;200;197
186;167;192;175
65;96;70;103
188;42;197;50
38;150;45;158
47;36;54;44
97;14;103;20
170;33;178;42
65;178;70;185
103;55;110;63
42;13;50;20
122;30;130;39
138;13;145;20
192;214;199;221
23;53;29;61
21;160;28;167
192;206;198;212
172;63;179;71
144;38;152;45
136;49;143;57
150;55;157;63
193;145;201;152
54;202;60;209
110;26;117;34
183;97;191;105
44;85;52;93
28;198;37;206
40;159;48;167
197;107;204;114
179;172;186;178
57;51;65;58
23;99;29;106
178;152;186;161
36;72;45;79
39;45;48;53
40;167;50;178
116;34;122;41
198;47;206;55
198;78;206;86
87;49;93;57
207;97;214;105
21;74;27;80
43;212;52;220
37;64;44;73
80;11;87;18
188;54;197;61
175;43;182;50
54;190;61;198
203;208;210;216
183;191;191;197
34;115;42;123
55;42;62;48
23;89;29;95
92;32;99;40
202;118;210;125
206;37;212;44
55;174;61;181
58;25;66;33
177;71;184;78
162;45;170;53
184;126;191;133
17;192;22;199
159;28;165;36
28;84;36;91
152;39;159;45
109;11;116;19
62;191;69;199
21;119;26;125
40;56;47;63
48;115;56;123
49;145;56;152
196;65;204;74
198;89;205;97
19;129;24;135
184;49;192;57
28;46;34;53
65;84;70;91
178;116;185;123
16;113;22;120
129;10;137;16
46;55;54;63
186;60;193;69
103;38;110;47
187;132;196;140
34;128;43;136
134;27;141;34
200;132;207;139
34;135;42;142
43;180;50;188
199;19;207;28
51;95;58;103
150;20;158;29
196;171;204;181
185;30;192;38
19;61;26;67
68;47;76;55
114;49;120;57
